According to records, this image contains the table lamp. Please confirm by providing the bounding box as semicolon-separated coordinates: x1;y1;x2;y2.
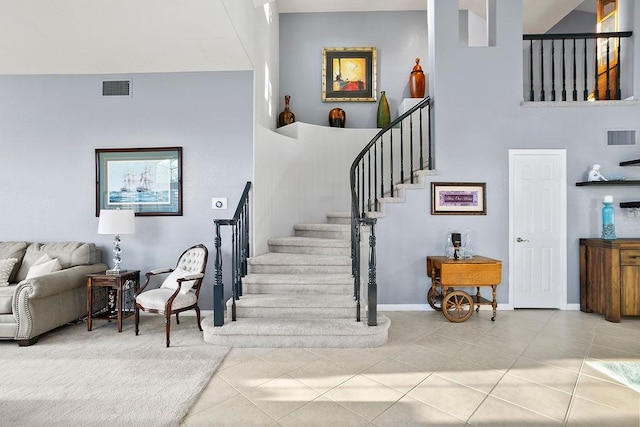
98;209;135;275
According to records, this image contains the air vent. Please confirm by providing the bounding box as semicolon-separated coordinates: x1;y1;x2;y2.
102;80;131;97
607;130;636;146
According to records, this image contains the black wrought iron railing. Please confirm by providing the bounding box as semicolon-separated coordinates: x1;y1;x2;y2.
350;97;432;326
213;181;251;327
523;31;632;102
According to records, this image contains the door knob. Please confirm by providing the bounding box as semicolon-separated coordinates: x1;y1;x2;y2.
516;237;529;242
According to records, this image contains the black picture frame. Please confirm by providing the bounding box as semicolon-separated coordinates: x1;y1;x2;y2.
431;182;487;215
95;147;183;217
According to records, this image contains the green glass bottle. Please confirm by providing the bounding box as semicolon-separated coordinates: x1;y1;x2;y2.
377;90;390;128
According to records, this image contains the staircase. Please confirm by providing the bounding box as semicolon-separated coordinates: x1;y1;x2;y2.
203;212;390;348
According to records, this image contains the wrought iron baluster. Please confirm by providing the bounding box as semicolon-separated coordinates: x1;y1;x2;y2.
540;39;545;101
374;140;378;210
616;36;622;100
409;114;414;183
367;150;372;211
572;39;577;101
594;37;599;100
427;102;433;170
389;129;394;197
584;38;589;100
366;219;377;327
380;135;385;199
213;222;224;326
551;39;556;101
529;40;534;101
400;121;405;183
605;37;611;100
419;107;424;170
561;39;566;101
354;221;361;321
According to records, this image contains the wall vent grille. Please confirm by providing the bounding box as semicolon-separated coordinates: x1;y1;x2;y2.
607;130;636;146
102;80;131;96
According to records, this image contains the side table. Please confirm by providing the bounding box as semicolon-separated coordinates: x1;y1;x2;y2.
87;270;140;332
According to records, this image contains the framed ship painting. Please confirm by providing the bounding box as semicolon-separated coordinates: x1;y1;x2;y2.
322;47;377;102
95;147;183;216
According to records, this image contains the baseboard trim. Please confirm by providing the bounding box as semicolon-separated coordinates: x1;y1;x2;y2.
378;304;431;311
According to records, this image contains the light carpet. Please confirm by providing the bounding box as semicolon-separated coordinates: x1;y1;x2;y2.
587;360;640;393
0;315;229;427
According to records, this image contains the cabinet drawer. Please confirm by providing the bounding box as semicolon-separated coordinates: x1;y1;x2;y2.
621;250;640;266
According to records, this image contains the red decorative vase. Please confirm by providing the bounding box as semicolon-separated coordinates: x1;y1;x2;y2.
328;108;346;128
278;95;295;128
409;58;425;98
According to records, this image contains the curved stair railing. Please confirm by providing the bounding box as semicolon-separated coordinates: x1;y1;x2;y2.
213;181;251;327
350;97;432;326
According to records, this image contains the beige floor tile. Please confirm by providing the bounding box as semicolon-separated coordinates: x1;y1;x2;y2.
324;374;404;421
468;395;562;426
287;357;356;393
320;347;390;372
508;357;580;394
217;358;289;391
407;372;487;420
592;333;640;355
370;395;466;426
566;396;640;426
588;343;640;360
183;393;276;427
389;343;447;371
453;342;520;373
490;373;572;422
277;396;369;427
217;347;260;370
575;372;640;414
188;375;240;416
434;356;505;394
242;374;321;420
414;331;473;354
361;358;432;393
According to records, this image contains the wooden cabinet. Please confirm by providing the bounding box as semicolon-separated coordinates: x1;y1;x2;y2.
580;238;640;322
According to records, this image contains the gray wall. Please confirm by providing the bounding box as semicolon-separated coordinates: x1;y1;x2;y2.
0;71;254;310
279;11;428;129
547;10;596;34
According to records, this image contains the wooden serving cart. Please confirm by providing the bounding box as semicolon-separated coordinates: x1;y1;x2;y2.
426;255;502;322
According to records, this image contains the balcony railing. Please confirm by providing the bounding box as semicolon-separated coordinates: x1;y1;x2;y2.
523;31;632;102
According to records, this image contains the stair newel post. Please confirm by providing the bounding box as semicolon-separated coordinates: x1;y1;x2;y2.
366;218;377;327
213;221;225;326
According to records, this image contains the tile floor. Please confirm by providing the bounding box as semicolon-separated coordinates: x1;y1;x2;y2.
183;310;640;426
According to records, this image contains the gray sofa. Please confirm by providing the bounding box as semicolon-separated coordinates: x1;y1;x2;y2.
0;241;107;345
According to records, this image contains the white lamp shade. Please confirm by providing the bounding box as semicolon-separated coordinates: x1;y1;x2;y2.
98;209;135;234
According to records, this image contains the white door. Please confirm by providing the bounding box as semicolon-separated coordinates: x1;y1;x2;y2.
509;149;566;309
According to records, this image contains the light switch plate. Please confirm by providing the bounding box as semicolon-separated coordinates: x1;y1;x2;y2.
211;197;228;210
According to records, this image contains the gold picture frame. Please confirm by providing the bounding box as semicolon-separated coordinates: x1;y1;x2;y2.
322;47;377;102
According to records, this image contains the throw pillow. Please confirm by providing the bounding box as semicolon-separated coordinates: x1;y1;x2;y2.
0;258;18;287
160;268;197;295
25;257;62;280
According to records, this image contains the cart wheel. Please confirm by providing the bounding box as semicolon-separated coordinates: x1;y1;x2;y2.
427;286;447;311
442;290;474;323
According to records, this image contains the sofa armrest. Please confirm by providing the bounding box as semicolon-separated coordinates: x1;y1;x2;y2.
15;264;108;300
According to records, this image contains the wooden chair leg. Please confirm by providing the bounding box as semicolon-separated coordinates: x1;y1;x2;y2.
135;307;139;336
165;313;171;348
195;306;203;331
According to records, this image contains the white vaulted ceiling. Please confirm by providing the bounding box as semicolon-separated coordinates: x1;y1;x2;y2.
0;0;593;75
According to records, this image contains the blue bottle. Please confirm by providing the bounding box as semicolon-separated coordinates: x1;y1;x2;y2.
601;195;616;240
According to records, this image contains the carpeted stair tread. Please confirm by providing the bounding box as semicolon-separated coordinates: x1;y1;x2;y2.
268;236;349;247
326;212;351;225
294;223;350;231
232;294;355;308
202;315;390;348
242;273;353;285
248;252;351;266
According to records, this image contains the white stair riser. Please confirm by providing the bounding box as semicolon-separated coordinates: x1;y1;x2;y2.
243;283;352;295
228;306;354;320
268;244;350;256
203;332;388;348
248;264;351;274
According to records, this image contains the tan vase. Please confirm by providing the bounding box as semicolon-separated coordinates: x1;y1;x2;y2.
409;58;426;98
377;91;390;128
328;108;346;128
278;95;295;128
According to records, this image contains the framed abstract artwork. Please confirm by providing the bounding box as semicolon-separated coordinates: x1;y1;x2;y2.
95;147;183;216
322;47;377;102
